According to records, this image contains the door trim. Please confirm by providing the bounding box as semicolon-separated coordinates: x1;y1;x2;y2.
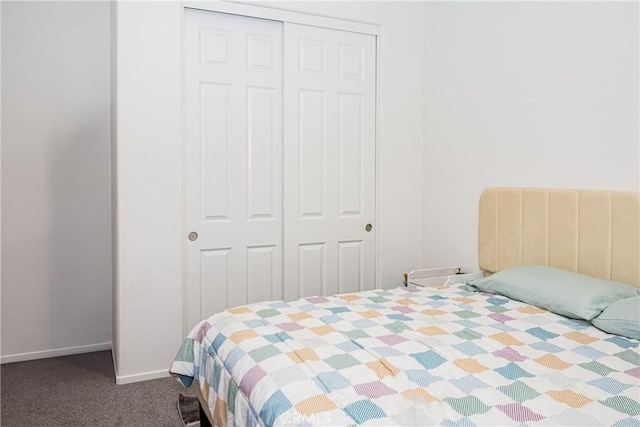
182;1;380;36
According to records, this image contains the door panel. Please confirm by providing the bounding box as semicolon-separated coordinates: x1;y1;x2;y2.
247;245;278;304
201;83;230;220
338;241;363;294
284;23;376;301
200;248;230;317
298;243;327;297
298;90;326;218
338;93;364;216
247;86;277;219
184;10;283;332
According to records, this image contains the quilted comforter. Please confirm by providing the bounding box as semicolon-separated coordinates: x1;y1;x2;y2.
170;285;640;426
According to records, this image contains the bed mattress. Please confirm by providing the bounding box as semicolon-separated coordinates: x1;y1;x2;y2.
170;285;640;426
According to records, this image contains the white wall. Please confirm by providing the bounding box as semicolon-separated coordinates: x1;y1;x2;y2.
113;0;183;383
1;1;112;362
113;0;424;382
422;1;640;270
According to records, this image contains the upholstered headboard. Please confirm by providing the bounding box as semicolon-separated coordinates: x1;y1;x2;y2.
479;188;640;288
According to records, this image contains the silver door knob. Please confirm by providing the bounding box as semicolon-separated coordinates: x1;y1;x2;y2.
188;231;198;241
365;224;372;232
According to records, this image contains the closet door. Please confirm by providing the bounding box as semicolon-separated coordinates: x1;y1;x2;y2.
183;10;283;331
283;24;377;300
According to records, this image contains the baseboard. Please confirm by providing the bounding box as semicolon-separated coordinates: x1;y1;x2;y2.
115;368;170;385
0;342;112;364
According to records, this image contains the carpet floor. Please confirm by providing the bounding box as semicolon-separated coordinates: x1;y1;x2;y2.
1;351;184;426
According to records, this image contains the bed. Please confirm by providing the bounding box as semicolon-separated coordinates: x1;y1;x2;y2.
170;188;640;426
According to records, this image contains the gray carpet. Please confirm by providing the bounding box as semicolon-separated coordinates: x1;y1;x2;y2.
1;350;184;426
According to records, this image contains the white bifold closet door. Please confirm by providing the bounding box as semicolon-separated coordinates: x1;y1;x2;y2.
184;9;376;331
283;24;376;300
183;10;283;331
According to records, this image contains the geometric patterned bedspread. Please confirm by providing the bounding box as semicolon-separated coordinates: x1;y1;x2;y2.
170;285;640;426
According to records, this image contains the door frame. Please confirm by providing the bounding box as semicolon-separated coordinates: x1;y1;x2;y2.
183;1;380;36
180;1;382;334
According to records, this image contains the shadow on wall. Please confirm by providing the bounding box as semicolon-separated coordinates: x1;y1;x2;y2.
1;0;112;362
47;120;112;353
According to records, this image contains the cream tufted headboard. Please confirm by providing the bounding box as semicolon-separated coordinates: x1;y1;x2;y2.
479;188;640;288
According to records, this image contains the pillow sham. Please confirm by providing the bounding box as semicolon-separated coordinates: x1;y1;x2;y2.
591;296;640;340
467;265;640;321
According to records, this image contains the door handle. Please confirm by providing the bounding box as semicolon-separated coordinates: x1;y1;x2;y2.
188;231;198;241
365;224;372;232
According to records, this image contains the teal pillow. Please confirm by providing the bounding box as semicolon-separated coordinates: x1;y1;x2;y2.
468;265;640;321
591;296;640;340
